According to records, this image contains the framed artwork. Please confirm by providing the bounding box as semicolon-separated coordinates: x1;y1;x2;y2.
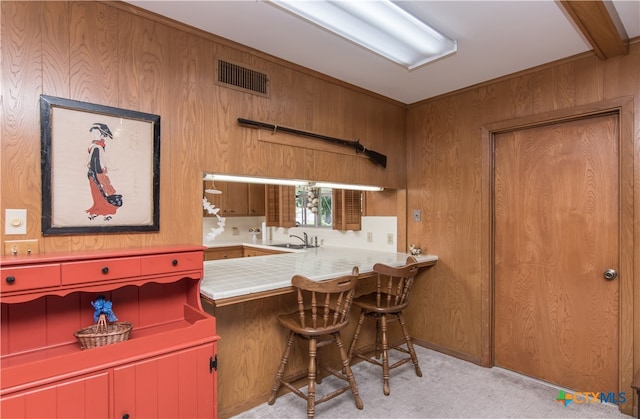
40;95;160;235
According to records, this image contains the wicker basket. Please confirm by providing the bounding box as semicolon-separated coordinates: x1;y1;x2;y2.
74;314;133;350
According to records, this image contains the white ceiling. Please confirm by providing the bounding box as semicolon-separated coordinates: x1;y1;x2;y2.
127;1;640;105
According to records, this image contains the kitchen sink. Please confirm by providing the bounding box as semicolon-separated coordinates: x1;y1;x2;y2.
268;243;307;249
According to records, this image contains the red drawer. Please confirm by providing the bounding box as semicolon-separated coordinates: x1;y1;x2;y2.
61;257;141;285
1;264;61;293
140;251;202;276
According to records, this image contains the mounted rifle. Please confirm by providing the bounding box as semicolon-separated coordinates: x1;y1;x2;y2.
237;118;387;169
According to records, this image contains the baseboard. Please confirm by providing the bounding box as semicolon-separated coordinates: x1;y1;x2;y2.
412;337;483;365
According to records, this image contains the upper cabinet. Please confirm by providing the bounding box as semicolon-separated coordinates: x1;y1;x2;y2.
203;181;265;217
265;185;296;228
223;182;249;216
203;180;223;217
248;183;266;216
333;189;362;231
203;180;362;232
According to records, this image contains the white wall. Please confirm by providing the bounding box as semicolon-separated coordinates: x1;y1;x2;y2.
203;215;399;252
202;216;263;244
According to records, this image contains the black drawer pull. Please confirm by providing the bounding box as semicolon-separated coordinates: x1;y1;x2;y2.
101;267;109;274
172;259;178;266
5;276;16;284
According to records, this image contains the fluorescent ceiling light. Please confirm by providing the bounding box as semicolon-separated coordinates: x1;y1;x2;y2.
312;182;383;192
204;174;384;191
267;0;457;70
206;174;304;187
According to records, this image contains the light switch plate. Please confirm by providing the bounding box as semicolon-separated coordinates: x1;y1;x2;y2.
4;239;39;256
5;209;27;235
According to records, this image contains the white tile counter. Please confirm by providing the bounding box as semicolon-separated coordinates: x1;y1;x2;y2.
201;244;438;302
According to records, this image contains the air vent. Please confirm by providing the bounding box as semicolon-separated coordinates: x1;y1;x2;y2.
216;59;268;96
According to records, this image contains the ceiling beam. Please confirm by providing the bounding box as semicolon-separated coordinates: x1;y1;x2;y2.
558;0;628;60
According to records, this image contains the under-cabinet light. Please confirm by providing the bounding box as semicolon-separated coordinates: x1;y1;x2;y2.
267;0;457;70
312;182;384;192
203;174;384;192
205;174;304;187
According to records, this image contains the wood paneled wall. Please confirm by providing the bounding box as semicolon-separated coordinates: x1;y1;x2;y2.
0;1;406;252
4;1;639;414
406;40;639;413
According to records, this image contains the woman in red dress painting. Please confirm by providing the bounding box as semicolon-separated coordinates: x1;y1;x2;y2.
86;123;122;221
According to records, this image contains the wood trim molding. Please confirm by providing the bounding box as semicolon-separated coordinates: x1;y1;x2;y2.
558;0;629;60
409;36;639;108
102;1;406;108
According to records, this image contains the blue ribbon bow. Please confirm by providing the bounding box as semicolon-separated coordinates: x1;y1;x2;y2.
91;295;118;323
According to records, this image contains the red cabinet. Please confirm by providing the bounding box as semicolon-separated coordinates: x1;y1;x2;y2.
114;343;216;418
0;263;60;293
61;256;140;285
1;246;219;418
0;372;109;418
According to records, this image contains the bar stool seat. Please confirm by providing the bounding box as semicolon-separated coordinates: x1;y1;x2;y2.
268;267;363;418
347;256;421;396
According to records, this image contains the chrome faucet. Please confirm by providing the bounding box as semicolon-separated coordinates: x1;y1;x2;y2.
290;233;308;247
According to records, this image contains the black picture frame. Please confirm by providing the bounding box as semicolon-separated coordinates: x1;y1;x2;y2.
40;95;160;235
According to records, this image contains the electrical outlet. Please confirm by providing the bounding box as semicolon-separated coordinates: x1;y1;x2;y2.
4;239;39;256
413;209;421;222
367;232;373;243
387;233;394;245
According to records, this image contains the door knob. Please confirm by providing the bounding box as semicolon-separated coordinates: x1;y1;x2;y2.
603;269;618;281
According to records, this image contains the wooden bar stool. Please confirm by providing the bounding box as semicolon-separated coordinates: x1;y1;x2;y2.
347;256;421;396
268;267;364;418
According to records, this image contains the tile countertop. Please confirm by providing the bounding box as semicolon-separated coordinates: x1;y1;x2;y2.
200;244;438;301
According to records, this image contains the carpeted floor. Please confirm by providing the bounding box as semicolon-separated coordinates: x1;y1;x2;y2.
233;345;629;419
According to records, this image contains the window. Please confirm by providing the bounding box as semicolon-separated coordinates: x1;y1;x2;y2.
295;186;332;228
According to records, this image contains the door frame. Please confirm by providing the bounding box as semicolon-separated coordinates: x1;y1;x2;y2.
480;98;634;414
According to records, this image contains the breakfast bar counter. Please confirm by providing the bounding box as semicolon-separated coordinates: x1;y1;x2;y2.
200;244;438;305
199;244;438;417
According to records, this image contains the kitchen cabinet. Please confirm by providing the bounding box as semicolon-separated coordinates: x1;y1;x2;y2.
204;181;246;216
222;182;249;216
203;181;248;216
265;184;296;227
1;246;218;419
333;189;362;231
243;246;285;257
205;246;285;259
248;183;266;216
204;181;265;217
204;246;244;260
203;180;223;214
